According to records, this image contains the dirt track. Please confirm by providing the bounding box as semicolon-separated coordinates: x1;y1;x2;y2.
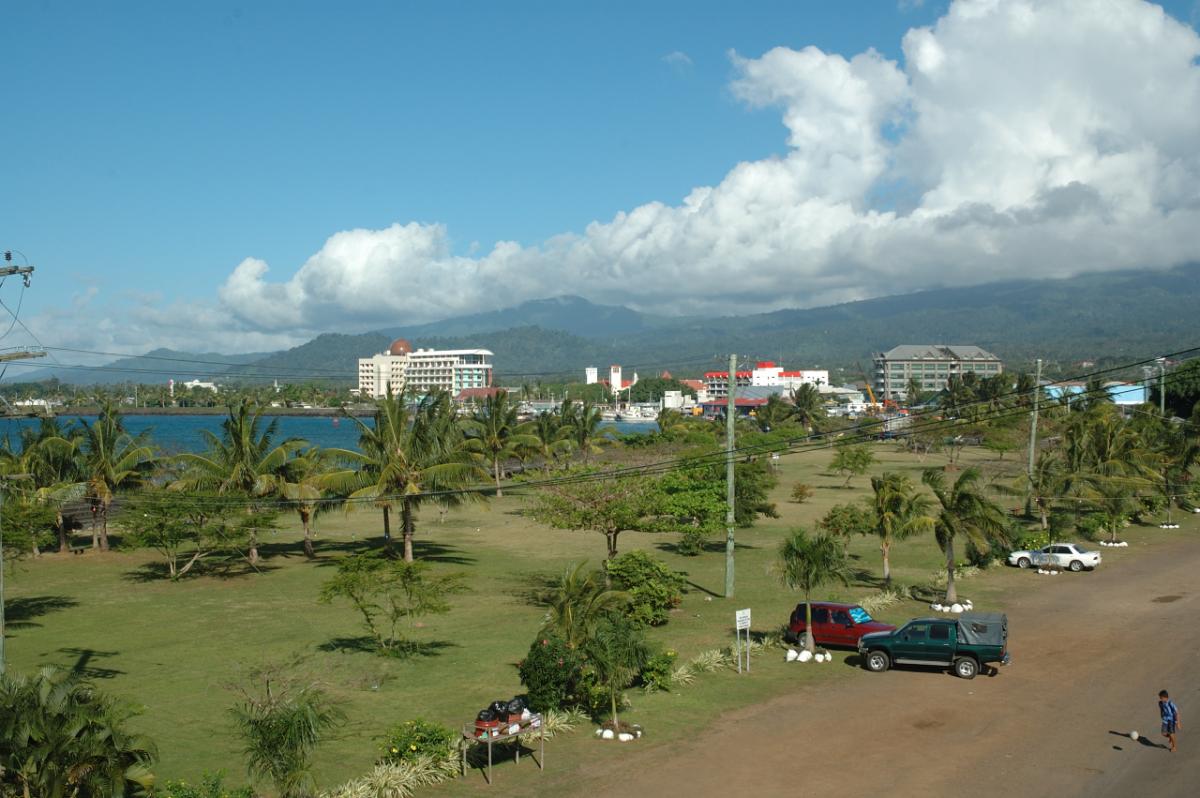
564;538;1199;797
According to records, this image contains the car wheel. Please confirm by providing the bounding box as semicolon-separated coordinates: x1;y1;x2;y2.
866;650;890;673
1016;556;1031;569
1068;560;1083;572
954;657;978;680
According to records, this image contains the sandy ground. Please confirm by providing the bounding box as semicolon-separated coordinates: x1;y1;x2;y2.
561;538;1198;797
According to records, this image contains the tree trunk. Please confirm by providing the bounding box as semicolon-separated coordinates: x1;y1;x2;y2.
610;686;619;730
494;456;503;497
91;506;100;550
881;541;891;586
1038;500;1048;530
56;511;68;554
301;508;315;559
944;538;957;604
804;595;815;653
98;505;111;552
402;500;415;563
381;505;393;554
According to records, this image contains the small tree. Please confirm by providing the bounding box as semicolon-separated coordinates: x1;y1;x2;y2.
776;529;851;653
604;550;686;627
868;473;935;586
319;553;467;654
583;614;651;729
817;502;874;539
124;492;235;579
529;473;653;561
535;561;628;648
790;483;814;503
830;444;874;487
922;467;1010;604
228;664;343;798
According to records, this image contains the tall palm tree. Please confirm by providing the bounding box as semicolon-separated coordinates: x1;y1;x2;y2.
789;384;826;429
868;473;934;586
0;419;87;553
327;389;485;562
530;411;572;467
560;399;609;464
173;401;306;563
922;467;1010;604
77;402;156;551
776;528;852;653
754;395;794;432
463;390;539;497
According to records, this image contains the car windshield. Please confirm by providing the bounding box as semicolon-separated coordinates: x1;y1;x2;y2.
848;607;872;623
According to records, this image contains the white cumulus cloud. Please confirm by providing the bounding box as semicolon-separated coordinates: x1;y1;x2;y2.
210;0;1200;340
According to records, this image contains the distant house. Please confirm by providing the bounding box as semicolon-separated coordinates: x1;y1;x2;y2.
873;345;1003;400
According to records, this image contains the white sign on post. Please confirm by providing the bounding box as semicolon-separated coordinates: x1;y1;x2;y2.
734;608;752;673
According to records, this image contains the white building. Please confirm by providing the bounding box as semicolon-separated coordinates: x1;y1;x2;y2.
358;338;493;399
705;361;828;399
583;364;638;396
182;379;218;392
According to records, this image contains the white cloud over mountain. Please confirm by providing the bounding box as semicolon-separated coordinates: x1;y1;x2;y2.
50;0;1200;354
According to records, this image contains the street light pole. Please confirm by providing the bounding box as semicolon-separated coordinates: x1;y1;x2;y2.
1157;358;1166;415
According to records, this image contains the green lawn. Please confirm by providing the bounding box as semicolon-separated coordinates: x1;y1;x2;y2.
5;442;1190;791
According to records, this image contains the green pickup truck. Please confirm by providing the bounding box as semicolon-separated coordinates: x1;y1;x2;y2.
856;612;1009;680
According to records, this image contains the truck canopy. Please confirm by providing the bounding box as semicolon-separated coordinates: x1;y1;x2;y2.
956;612;1007;646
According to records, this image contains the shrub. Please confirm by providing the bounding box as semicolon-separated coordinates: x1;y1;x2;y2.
380;719;455;763
638;650;677;692
321;754;459;798
518;636;584;712
1015;530;1051;550
156;774;255;798
790;483;814;503
1075;514;1106;541
604;550;686;626
676;527;709;557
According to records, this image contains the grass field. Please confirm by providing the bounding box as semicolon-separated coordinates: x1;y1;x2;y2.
6;441;1162;791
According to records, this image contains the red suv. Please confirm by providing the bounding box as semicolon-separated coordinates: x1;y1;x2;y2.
787;602;896;648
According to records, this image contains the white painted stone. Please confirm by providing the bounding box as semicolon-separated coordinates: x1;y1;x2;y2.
798;650;814;663
601;729;615;740
786;649;799;662
618;733;634;742
951;603;964;613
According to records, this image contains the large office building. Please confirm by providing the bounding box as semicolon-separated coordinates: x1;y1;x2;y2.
873;345;1003;399
357;339;493;399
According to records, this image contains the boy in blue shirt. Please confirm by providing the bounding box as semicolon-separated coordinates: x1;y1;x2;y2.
1159;690;1181;753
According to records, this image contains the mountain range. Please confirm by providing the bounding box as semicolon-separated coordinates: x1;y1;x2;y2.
10;264;1200;386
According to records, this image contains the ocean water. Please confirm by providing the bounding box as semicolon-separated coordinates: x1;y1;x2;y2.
1;413;655;455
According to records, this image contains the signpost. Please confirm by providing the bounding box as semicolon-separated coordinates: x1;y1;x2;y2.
734;608;751;674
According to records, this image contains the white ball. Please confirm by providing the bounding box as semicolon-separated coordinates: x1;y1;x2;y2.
798;650;814;663
785;649;799;662
1130;731;1139;740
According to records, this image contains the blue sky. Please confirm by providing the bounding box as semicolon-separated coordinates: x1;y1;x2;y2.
2;0;1199;357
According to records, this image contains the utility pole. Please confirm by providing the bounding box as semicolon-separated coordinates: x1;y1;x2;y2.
1025;358;1042;518
1157;357;1166;415
725;353;737;598
0;474;32;676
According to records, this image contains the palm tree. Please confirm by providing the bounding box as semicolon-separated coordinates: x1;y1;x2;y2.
655;408;688;436
173;401;307;563
0;666;157;798
905;376;924;408
0;419;87;553
537;561;629;648
776;529;852;653
583;614;650;732
754;395;794;432
789;384;826;429
463;390;539;497
922;467;1010;604
560;399;609;464
530;411;572;467
327;389;484;562
868;473;934;586
276;447;339;559
77;401;156;551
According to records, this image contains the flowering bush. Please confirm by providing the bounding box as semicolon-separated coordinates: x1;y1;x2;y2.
380;719;455;763
518;636;585;712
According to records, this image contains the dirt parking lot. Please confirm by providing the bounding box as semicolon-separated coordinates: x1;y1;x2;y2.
563;537;1199;797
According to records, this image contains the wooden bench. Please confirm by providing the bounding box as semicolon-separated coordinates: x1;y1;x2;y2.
70;546;88;555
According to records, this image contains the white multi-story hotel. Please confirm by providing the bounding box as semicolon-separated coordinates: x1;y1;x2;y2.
704;361;828;399
357;339;493;399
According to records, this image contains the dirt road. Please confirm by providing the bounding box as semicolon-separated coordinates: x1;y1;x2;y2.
564;538;1199;797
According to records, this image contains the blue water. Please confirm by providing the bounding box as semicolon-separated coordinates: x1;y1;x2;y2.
1;414;655;455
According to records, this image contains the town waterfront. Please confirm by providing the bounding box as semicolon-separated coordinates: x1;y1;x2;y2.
0;413;656;454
